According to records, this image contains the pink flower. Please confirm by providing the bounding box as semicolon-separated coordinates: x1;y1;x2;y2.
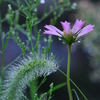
44;19;94;45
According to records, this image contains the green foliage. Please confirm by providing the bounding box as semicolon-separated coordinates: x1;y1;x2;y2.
58;69;88;100
42;35;53;55
0;0;76;100
48;83;54;100
72;89;80;100
1;53;59;100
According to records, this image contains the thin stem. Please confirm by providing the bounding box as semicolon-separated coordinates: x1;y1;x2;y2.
48;82;66;94
29;0;33;52
67;45;73;100
29;79;37;100
0;14;4;70
0;13;4;98
28;1;37;100
58;68;88;100
30;26;33;52
4;53;22;70
34;75;47;94
33;25;38;52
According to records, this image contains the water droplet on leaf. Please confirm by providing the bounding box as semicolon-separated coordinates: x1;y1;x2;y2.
72;2;77;9
78;40;81;43
62;41;65;44
34;8;37;12
40;0;45;4
58;37;62;41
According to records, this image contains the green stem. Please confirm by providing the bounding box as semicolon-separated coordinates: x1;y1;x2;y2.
58;68;88;100
34;75;46;94
30;26;33;52
28;1;37;100
50;82;66;93
4;53;22;70
30;79;37;100
29;0;33;52
33;25;38;52
67;45;73;100
0;13;4;98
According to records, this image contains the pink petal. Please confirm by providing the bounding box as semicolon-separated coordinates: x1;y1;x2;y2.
72;19;85;33
49;25;63;35
44;30;62;37
77;24;94;38
44;25;62;37
44;25;55;32
61;21;70;34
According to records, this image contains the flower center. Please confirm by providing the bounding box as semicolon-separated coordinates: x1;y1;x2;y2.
63;29;76;45
63;29;73;37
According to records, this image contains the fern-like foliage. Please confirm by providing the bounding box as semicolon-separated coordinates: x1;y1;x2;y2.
1;53;58;100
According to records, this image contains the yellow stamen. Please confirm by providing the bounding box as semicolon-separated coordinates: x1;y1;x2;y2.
70;29;72;34
63;30;66;35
